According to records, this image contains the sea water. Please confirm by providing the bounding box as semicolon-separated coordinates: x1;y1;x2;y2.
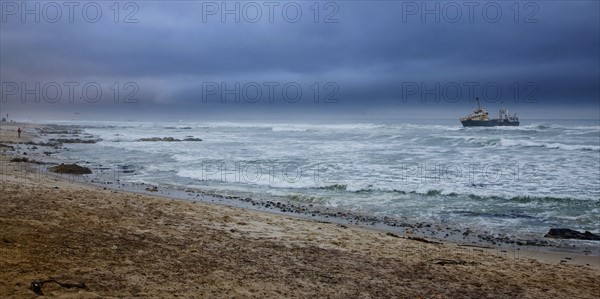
48;119;600;239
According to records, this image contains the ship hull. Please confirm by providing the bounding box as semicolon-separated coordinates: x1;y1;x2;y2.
461;119;519;127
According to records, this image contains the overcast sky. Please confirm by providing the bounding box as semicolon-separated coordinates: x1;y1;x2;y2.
1;1;598;121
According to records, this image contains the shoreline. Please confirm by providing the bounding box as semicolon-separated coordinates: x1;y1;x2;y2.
1;122;599;297
2;122;599;256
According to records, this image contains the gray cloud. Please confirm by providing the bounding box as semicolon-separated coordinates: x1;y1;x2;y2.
1;1;598;120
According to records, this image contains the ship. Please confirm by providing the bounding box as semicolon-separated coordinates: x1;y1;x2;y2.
460;98;519;127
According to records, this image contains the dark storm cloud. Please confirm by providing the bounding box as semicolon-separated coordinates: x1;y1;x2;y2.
1;1;598;119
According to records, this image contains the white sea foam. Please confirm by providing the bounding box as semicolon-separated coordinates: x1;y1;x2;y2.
500;139;600;151
55;119;600;237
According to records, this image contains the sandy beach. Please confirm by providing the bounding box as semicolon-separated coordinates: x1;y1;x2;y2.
1;122;599;298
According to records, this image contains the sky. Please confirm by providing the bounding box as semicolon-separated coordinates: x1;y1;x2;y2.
0;0;599;122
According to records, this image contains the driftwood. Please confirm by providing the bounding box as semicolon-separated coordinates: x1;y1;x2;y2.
386;232;400;238
407;236;442;244
30;279;87;295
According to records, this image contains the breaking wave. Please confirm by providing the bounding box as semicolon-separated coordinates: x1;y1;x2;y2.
500;139;600;151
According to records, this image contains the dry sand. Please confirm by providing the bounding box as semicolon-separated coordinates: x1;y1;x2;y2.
0;122;35;143
1;122;599;298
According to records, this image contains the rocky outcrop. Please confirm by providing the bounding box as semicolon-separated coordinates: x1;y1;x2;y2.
138;137;179;142
544;228;600;241
49;163;92;175
49;138;99;144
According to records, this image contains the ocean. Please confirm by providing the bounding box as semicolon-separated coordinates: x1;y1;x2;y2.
46;119;600;241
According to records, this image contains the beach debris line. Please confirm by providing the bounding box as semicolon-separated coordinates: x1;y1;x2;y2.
429;259;477;266
407;236;442;244
48;163;92;175
544;228;600;241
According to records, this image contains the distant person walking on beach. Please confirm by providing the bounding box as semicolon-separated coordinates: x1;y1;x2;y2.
17;128;22;138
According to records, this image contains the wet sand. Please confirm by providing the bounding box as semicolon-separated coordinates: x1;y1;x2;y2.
1;122;599;298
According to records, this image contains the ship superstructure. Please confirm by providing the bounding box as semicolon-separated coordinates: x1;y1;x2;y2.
460;98;519;127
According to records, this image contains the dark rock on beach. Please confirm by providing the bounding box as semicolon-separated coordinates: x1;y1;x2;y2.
9;157;46;165
0;143;15;151
544;228;600;241
48;163;92;175
10;157;29;162
145;186;159;192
